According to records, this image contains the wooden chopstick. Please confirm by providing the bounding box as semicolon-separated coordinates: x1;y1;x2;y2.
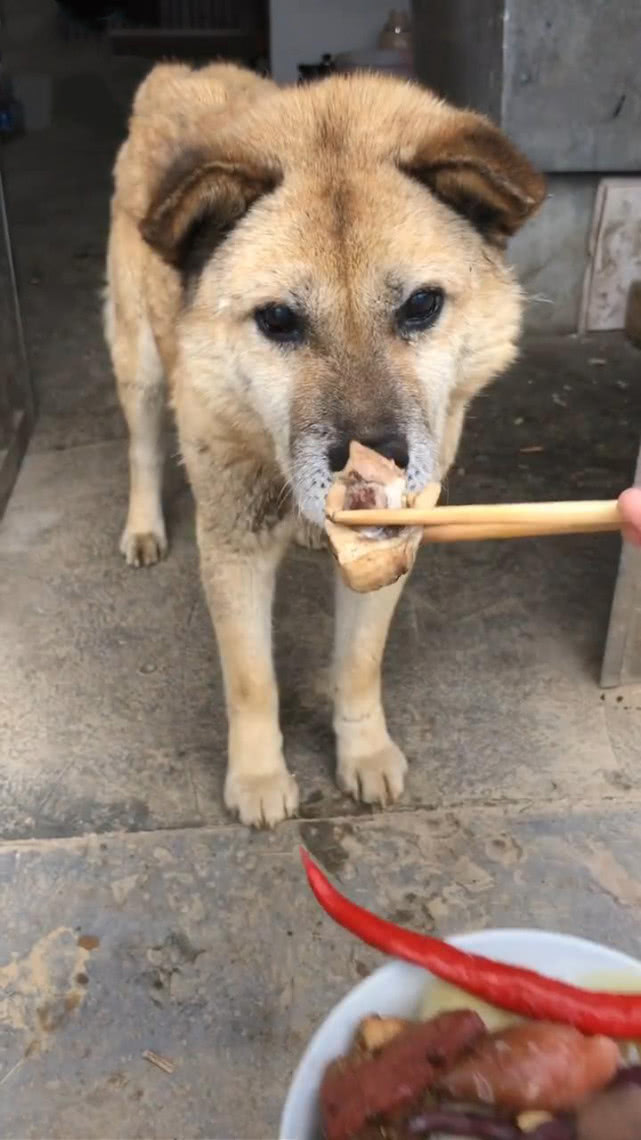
421;519;620;544
328;499;621;532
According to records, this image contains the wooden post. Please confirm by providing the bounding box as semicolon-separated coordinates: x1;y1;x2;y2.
601;443;641;687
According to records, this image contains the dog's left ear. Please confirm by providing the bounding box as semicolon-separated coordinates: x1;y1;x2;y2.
403;114;546;246
140;147;280;270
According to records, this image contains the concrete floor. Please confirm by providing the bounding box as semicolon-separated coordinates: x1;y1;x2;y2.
1;55;641;1140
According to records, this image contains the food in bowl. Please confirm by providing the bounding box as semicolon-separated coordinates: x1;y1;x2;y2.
320;1004;641;1138
300;851;641;1139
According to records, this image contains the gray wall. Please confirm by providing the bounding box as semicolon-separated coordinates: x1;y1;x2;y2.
413;0;641;173
412;0;504;120
269;0;393;84
509;175;598;334
501;0;641;174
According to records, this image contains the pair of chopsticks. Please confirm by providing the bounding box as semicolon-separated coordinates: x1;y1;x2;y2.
327;499;622;544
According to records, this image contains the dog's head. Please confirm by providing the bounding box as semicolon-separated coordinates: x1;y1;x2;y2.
141;73;545;526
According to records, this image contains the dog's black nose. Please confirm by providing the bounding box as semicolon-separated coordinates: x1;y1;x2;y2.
328;431;409;473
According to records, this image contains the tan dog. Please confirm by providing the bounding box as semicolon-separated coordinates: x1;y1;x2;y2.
104;62;545;827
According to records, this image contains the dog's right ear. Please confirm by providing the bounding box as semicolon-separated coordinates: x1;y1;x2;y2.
140;147;280;271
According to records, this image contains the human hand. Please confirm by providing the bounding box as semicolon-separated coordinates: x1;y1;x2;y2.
619;487;641;546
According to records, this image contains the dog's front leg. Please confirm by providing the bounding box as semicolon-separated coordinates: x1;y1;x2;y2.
333;572;408;804
196;517;298;828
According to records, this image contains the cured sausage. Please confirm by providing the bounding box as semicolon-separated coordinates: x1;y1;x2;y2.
439;1022;620;1113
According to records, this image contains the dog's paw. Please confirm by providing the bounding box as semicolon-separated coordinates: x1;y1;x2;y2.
120;525;167;568
293;517;328;551
224;768;300;828
337;740;408;805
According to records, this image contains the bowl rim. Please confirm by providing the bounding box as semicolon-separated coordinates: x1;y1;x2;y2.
279;926;641;1140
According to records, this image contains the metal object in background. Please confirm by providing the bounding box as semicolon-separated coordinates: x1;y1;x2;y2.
0;151;34;521
378;9;412;51
332;8;414;80
411;0;641;173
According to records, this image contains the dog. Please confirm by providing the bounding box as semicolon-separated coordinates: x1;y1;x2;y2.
104;62;545;827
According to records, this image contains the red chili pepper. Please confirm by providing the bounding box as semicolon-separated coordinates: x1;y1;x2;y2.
301;847;641;1038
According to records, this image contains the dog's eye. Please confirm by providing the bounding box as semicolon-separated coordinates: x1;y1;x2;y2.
396;287;444;333
255;303;304;344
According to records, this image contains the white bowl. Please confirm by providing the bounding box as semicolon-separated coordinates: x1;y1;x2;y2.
279;928;641;1140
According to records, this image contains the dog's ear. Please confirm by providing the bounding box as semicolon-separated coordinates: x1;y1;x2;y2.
140;147;280;271
402;115;545;246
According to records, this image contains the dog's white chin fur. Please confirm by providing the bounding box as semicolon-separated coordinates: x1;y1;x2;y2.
290;434;334;528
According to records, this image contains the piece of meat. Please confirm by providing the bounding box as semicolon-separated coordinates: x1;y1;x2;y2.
337;442;407;510
343;478;381;512
576;1081;641;1140
325;441;440;594
320;1009;486;1140
438;1022;620;1114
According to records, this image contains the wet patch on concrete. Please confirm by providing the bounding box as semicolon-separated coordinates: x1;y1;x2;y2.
299;820;355;875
